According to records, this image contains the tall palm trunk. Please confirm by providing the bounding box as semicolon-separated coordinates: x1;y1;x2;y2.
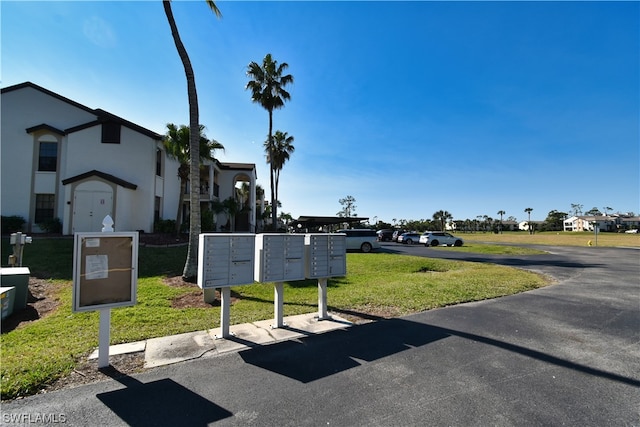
268;111;277;230
175;163;189;235
164;1;201;281
175;178;187;235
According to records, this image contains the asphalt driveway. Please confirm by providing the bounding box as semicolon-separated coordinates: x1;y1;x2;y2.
3;245;639;426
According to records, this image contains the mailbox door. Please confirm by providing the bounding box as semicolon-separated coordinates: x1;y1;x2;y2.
229;236;255;285
283;235;305;281
329;235;347;276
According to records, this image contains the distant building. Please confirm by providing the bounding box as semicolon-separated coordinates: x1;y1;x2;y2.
563;215;640;232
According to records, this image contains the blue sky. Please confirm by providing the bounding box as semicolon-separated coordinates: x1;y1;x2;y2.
2;1;638;224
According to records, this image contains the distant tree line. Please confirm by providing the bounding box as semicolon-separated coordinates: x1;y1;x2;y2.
365;205;634;234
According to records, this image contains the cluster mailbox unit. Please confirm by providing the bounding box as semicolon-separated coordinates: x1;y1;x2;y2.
255;234;306;328
198;233;256;338
254;234;306;283
304;233;347;279
305;233;347;320
198;232;347;338
198;233;255;288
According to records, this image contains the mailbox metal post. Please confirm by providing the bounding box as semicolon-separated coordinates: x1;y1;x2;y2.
274;282;285;328
317;278;329;320
218;287;232;339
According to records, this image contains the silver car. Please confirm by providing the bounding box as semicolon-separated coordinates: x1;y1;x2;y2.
398;232;421;245
337;229;381;253
419;232;464;247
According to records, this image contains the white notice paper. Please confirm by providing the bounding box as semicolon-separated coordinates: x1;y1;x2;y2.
86;255;108;280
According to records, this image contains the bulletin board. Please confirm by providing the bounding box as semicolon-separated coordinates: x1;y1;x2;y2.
73;232;138;312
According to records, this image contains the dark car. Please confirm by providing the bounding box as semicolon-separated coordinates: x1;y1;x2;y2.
376;229;394;242
391;230;407;242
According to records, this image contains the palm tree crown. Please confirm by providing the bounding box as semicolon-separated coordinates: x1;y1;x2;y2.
246;53;293;230
163;123;224;235
246;54;293;120
267;130;295;209
433;210;453;231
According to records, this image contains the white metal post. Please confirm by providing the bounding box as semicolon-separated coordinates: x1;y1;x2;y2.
98;215;114;368
218;287;231;338
98;308;111;368
318;278;330;320
273;282;284;328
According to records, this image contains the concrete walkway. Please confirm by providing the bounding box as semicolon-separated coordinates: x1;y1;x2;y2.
88;313;353;368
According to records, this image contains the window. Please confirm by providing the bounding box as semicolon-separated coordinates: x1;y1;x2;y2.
102;122;121;144
38;142;57;171
154;197;161;222
156;149;162;176
35;194;55;224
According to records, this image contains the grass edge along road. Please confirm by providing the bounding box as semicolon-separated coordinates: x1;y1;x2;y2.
457;230;640;247
3;237;552;400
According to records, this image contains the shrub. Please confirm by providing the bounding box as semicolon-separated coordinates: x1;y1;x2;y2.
38;217;62;233
153;219;176;233
201;210;215;232
1;216;26;234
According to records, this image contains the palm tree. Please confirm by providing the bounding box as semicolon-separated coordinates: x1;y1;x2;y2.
211;197;240;232
163;0;221;281
497;210;505;233
267;130;295;214
246;54;294;230
524;207;533;234
163;123;224;235
433;210;453;231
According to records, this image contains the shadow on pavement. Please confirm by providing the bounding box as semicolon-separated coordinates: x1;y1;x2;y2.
240;317;640;387
240;318;450;383
96;369;232;426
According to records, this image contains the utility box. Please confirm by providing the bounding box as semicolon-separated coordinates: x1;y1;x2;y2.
304;234;347;278
1;287;16;319
198;234;255;288
0;267;30;311
10;233;32;245
254;234;305;282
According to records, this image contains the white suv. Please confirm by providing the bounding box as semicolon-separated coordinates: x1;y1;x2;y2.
337;229;381;253
419;232;464;247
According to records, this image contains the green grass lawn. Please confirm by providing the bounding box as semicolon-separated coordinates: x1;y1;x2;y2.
423;242;545;255
1;237;548;400
458;230;640;247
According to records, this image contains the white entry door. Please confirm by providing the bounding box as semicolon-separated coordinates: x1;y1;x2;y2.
73;190;113;232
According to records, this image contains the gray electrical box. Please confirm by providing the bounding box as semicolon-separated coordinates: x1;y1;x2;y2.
0;267;30;311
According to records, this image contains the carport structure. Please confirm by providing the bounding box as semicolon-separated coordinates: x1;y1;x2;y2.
290;216;369;232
